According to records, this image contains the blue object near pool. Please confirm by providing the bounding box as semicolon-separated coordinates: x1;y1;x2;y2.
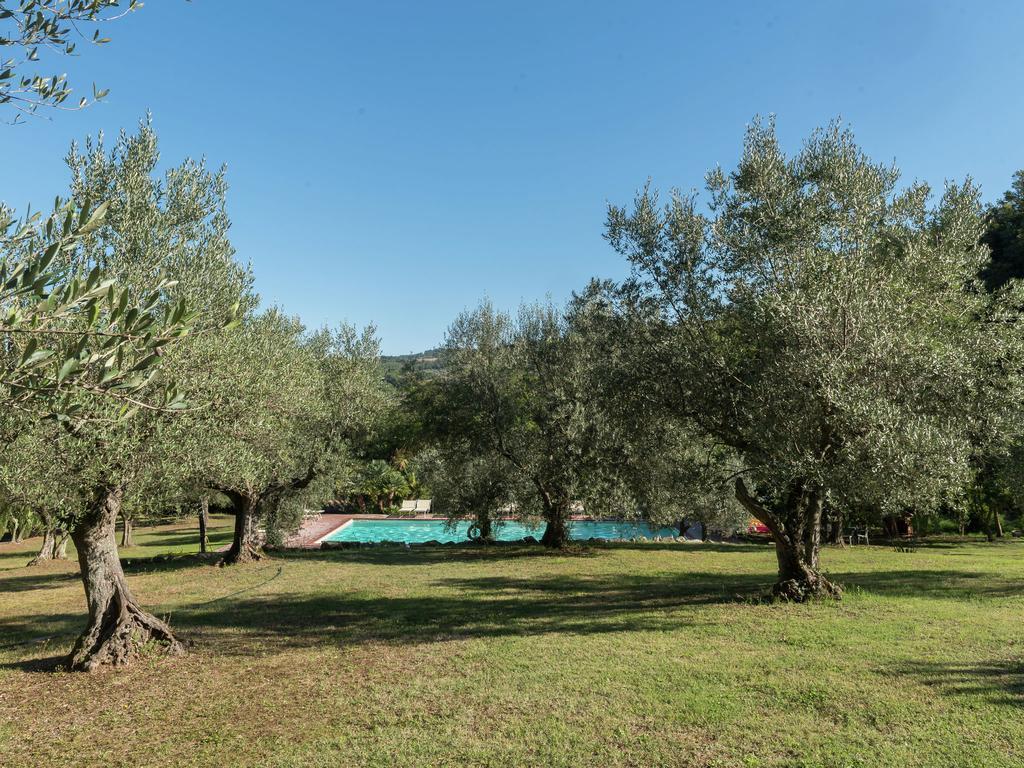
321;518;679;544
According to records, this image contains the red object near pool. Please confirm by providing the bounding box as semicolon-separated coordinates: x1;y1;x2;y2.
747;518;770;535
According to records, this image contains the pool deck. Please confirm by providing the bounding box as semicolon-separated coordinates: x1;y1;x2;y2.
285;513;451;548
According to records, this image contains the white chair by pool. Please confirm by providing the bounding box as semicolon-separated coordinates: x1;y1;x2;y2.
413;499;432;516
399;499;416;515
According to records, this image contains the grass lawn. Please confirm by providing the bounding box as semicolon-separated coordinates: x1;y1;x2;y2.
1;522;1022;768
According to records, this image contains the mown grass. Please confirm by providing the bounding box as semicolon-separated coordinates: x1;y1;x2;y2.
1;521;1022;768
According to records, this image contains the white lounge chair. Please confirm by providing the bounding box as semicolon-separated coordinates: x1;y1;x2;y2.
399;500;416;515
413;499;432;515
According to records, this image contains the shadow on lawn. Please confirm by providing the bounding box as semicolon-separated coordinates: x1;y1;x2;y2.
1;566;762;666
122;530;233;550
283;540;770;566
0;545;41;568
0;554;224;594
172;569;763;655
895;659;1024;706
834;569;1023;599
4;541;1022;671
0;566;80;593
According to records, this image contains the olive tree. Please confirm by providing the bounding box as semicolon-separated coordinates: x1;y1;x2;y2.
0;420;76;563
426;300;636;547
603;119;1021;599
426;449;520;542
184;314;388;563
11;120;248;670
0;198;188;419
568;284;752;540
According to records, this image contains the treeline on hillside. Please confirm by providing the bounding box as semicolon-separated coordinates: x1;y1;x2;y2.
6;114;1024;670
381;348;445;386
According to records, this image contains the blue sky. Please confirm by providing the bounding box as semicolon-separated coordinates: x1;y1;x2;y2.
2;1;1021;353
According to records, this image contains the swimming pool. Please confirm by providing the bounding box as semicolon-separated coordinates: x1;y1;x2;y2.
321;519;679;544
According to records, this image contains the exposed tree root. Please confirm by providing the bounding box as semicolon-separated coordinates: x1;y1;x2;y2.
68;594;184;672
771;573;843;603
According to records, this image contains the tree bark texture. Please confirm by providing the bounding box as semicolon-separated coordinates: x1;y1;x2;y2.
221;491;262;565
735;478;841;602
68;485;183;671
540;501;570;548
120;515;133;548
27;527;56;566
198;497;209;554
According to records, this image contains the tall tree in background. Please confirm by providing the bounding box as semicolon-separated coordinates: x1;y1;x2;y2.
981;170;1024;291
187;313;388;564
0;422;75;563
427;300;635;547
978;170;1024;525
604;119;1022;600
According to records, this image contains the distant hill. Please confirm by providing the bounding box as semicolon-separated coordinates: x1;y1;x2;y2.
381;348;445;383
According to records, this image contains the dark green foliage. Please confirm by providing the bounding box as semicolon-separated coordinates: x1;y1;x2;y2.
981;171;1024;291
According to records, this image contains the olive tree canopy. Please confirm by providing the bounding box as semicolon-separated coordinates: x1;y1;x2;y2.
1;0;142;120
425;300;641;547
604;119;1022;599
9;119;248;670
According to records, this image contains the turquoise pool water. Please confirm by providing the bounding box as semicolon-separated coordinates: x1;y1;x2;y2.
321;519;679;544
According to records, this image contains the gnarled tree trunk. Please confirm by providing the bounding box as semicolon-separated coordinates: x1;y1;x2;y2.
27;511;66;566
54;531;68;559
468;511;494;543
68;485;183;671
120;514;133;548
540;501;570;548
27;527;57;566
736;478;841;602
221;491;262;565
198;496;209;554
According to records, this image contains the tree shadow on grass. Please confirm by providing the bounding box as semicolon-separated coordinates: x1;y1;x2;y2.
895;659;1024;706
0;554;222;593
833;569;1023;599
0;543;632;609
0;545;43;568
0;567;80;593
0;653;69;673
283;540;770;567
123;531;232;551
0;612;81;661
5;542;1022;672
170;569;766;656
166;560;1023;658
1;567;763;667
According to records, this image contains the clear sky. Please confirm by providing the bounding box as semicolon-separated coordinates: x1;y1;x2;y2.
2;1;1021;353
